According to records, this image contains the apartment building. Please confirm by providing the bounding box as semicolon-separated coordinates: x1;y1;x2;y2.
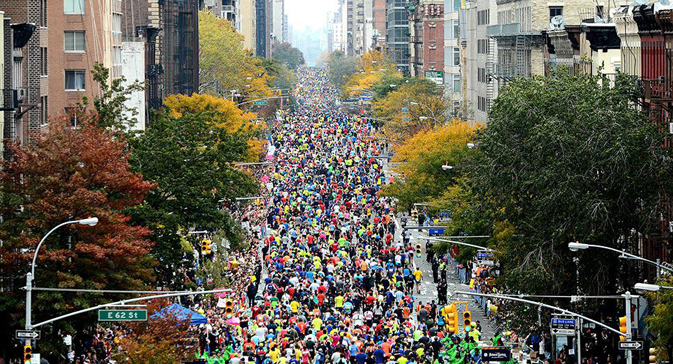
256;0;272;58
387;0;411;76
409;0;445;80
464;0;497;122
207;0;257;52
373;0;387;50
443;0;463;115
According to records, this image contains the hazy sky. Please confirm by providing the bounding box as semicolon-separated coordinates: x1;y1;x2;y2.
285;0;339;32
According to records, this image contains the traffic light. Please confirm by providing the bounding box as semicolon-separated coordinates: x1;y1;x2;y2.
649;348;658;364
225;299;234;316
442;304;458;333
24;343;32;362
619;316;627;342
464;310;472;331
201;238;212;256
415;244;422;258
411;209;418;222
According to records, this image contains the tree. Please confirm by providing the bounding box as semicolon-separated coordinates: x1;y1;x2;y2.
163;93;264;158
381;121;478;212
261;58;297;91
374;78;448;143
0;116;155;358
112;301;192;363
128;109;259;288
470;71;672;331
199;11;272;99
326;51;357;90
645;276;673;362
343;50;401;97
273;42;305;70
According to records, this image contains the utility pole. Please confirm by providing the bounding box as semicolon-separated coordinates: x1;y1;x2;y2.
624;291;633;364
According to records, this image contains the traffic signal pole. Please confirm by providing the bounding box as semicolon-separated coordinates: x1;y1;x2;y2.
625;291;633;364
452;290;628;337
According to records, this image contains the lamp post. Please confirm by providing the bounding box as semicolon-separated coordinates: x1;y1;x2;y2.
634;282;673;291
25;218;98;334
567;242;673;279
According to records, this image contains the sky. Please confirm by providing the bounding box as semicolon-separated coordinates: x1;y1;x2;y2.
285;0;339;33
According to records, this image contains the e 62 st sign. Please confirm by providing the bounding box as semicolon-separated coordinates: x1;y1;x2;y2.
16;330;40;340
98;309;147;321
618;341;643;351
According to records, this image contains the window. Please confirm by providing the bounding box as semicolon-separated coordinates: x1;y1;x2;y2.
477;39;490;54
549;6;563;21
453;47;460;66
40;0;48;26
64;31;85;52
596;5;605;18
477;96;491;112
478;10;490;25
65;70;85;90
41;96;48;125
40;47;48;76
64;0;85;14
478;67;487;83
453;74;461;92
451;20;459;39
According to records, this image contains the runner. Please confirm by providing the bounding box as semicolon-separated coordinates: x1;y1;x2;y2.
192;68;496;364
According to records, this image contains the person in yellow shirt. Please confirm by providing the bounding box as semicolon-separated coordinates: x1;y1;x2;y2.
312;316;323;331
290;300;300;313
335;295;344;308
270;347;281;363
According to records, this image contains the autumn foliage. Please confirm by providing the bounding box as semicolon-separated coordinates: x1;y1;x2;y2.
0;115;156;345
344;50;401;97
112;301;192;364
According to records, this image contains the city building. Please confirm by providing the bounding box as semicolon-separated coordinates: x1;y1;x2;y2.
207;0;257;51
256;0;272;58
463;0;496;122
409;0;445;80
372;0;387;50
387;0;411;76
121;0;199;123
272;0;285;45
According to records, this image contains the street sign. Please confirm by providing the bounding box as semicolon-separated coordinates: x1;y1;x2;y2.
551;328;576;336
428;228;446;236
98;309;148;321
618;341;644;350
253;101;268;106
16;330;40;340
401;107;409;112
551;317;577;329
482;347;512;362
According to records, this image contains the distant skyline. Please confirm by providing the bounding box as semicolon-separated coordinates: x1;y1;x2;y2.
285;0;338;33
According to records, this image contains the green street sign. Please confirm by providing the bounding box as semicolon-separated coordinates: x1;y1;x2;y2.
253;101;268;106
98;309;147;321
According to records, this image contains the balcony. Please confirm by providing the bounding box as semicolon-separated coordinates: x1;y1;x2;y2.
486;23;521;37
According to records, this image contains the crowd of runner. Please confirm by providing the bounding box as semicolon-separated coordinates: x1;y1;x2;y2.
186;69;512;364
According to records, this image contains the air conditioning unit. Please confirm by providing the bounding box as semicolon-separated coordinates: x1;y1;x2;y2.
17;88;26;100
669;122;673;134
669;220;673;233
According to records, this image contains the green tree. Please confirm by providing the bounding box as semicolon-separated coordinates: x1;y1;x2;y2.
128;110;258;288
199;11;273;99
326;51;357;90
272;42;305;70
645;276;673;361
471;71;672;331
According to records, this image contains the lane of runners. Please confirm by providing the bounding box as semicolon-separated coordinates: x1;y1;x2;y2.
196;69;504;364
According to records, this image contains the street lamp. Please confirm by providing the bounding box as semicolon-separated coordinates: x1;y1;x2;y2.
567;241;673;278
634;283;673;292
441;165;454;171
467;143;476;149
26;217;99;331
